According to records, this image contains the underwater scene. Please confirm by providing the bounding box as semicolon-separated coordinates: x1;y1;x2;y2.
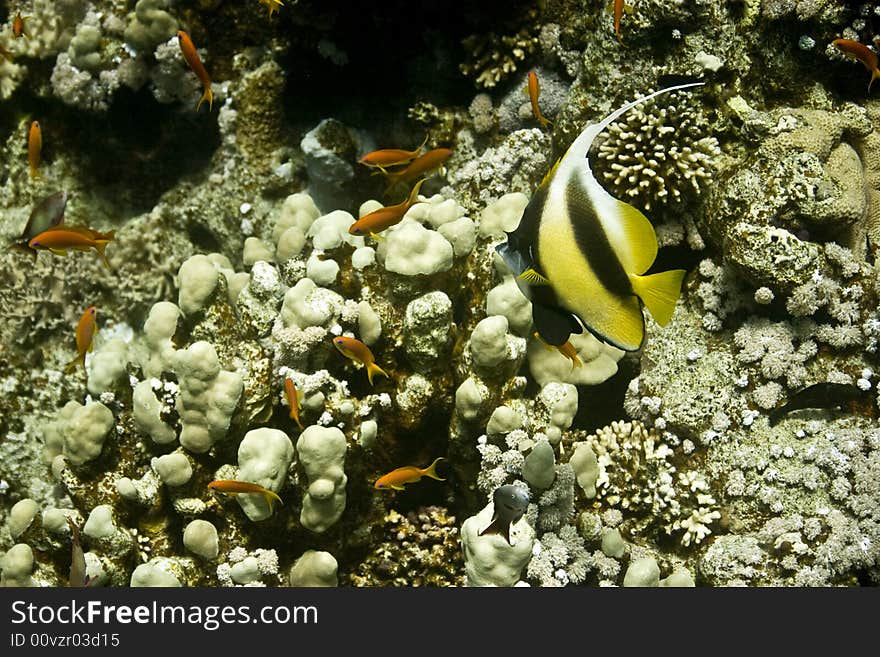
0;0;879;589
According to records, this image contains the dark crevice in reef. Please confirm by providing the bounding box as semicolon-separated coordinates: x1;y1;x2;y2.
277;0;538;138
62;86;221;214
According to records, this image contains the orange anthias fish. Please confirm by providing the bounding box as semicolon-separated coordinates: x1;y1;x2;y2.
258;0;284;18
8;190;68;259
359;134;429;172
375;457;446;491
12;12;29;39
177;30;213;111
208;480;283;510
332;335;388;385
527;70;551;128
833;38;880;92
613;0;625;41
534;332;582;369
284;377;304;431
66;306;97;373
29;225;116;269
348;178;426;236
28;120;41;179
382;148;453;192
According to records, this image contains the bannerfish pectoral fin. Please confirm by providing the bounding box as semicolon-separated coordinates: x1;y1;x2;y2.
518;268;551;286
629;269;686;327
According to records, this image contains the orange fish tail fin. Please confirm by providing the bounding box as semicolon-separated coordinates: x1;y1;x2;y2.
264;490;283;511
870;68;880;93
424;457;446;481
94;240;113;271
630;269;686;327
366;362;389;386
64;352;85;374
197;86;214;111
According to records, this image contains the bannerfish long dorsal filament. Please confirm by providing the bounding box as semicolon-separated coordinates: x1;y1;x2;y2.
499;81;704;352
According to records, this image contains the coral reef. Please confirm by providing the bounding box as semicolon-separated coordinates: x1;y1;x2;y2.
1;0;880;592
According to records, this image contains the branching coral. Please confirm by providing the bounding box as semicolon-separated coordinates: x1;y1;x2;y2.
597;89;720;211
582;420;720;548
459;26;539;89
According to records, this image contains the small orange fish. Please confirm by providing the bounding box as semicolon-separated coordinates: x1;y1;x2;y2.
382;148;453;193
527;70;551;128
28;120;41;179
258;0;284;18
359;134;429;172
534;332;582;369
833;38;880;92
349;178;426;236
375;457;446;490
177;30;213;111
613;0;625;41
284;377;304;431
8;190;68;259
12;12;29;39
66;306;97;373
207;480;283;510
29;225;116;270
332;335;388;385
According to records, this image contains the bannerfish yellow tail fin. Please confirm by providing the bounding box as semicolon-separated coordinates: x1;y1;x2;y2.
424;457;446;481
630;269;686;327
518;268;551;286
367;362;389;386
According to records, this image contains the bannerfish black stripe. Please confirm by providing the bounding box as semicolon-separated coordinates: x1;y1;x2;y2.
564;170;633;300
508;181;549;265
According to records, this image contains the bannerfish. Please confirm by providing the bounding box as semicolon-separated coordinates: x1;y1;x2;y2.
478;484;530;545
496;82;703;352
8;190;67;258
349;178;426;236
833;38;880;93
29;225;116;270
375;457;446;490
359;134;429;172
177;30;214;111
332;335;389;385
28;120;41;179
66;306;97;373
527;70;551;128
284;376;304;431
207;480;283;510
768;382;867;427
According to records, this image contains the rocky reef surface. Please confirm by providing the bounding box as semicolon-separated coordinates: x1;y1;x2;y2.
1;0;879;587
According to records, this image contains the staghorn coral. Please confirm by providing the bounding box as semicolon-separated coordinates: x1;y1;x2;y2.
596;88;720;211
